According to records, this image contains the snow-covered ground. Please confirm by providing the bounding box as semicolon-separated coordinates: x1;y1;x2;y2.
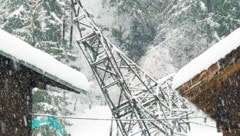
66;105;222;136
186;103;222;136
66;106;117;136
188;118;222;136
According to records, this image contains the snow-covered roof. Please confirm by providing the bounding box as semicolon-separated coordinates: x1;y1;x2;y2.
0;29;89;93
173;28;240;89
157;74;174;85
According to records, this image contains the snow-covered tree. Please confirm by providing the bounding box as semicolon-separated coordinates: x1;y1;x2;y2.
106;0;164;61
153;0;240;69
211;0;240;37
154;0;217;68
1;0;75;62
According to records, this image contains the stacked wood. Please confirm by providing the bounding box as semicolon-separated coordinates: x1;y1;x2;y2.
177;46;240;136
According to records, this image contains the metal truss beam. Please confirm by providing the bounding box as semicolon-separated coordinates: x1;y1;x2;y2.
71;0;192;135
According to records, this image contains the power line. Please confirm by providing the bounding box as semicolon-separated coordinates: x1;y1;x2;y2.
32;113;207;122
32;114;218;128
188;121;217;128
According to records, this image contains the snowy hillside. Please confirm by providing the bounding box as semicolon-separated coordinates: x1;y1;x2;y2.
140;46;176;79
81;0;115;38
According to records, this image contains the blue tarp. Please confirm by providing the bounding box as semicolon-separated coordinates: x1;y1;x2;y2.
32;117;66;136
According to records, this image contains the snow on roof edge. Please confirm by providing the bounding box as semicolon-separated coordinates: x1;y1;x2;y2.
0;29;89;92
157;73;175;85
173;27;240;89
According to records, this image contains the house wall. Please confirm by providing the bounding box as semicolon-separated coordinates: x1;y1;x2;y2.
223;130;240;136
178;47;240;134
0;57;33;136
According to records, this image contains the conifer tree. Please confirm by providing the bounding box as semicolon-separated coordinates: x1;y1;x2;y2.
107;0;163;61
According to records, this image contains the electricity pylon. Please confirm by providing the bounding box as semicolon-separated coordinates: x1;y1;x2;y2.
71;0;191;135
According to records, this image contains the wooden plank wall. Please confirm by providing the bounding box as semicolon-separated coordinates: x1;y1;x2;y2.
178;47;240;135
0;57;32;136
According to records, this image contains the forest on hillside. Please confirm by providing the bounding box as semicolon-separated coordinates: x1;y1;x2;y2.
105;0;240;77
0;0;239;135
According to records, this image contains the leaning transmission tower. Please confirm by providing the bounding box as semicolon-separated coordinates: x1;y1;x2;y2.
71;0;192;135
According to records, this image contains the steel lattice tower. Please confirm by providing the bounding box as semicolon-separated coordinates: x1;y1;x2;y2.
71;0;192;135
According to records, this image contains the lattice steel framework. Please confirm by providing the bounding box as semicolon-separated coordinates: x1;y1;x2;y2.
71;0;191;135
